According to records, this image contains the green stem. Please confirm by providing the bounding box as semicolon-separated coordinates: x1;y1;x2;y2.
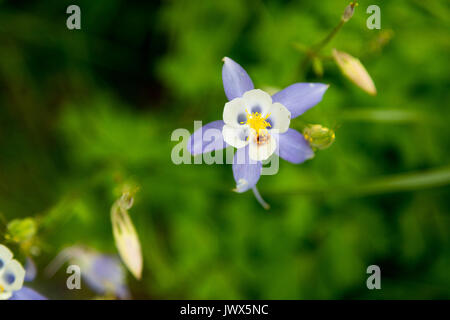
297;1;358;78
299;19;344;72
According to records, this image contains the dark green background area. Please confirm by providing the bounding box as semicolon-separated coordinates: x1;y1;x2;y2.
0;0;449;299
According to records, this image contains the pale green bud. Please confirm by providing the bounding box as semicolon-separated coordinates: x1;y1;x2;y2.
303;125;336;150
332;49;377;96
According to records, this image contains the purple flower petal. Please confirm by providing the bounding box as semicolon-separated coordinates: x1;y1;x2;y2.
276;129;314;164
24;257;37;282
222;57;254;101
187;120;227;155
10;286;47;300
83;254;130;299
232;145;262;193
272;83;329;118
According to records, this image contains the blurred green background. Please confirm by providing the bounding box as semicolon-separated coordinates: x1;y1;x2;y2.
0;0;449;299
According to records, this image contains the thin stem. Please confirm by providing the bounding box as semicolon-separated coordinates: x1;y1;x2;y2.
299;19;344;72
313;20;345;53
297;2;358;77
252;186;270;210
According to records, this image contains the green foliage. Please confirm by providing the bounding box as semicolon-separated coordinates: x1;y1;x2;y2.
0;0;448;299
6;218;37;243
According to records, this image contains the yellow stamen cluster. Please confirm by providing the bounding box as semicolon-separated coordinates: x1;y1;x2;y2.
241;109;271;140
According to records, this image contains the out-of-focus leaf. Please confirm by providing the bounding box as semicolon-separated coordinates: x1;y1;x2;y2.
271;166;450;196
338;108;434;124
5;218;37;243
355;166;450;195
332;48;377;95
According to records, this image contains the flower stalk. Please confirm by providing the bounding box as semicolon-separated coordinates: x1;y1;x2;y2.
299;2;358;74
252;187;270;210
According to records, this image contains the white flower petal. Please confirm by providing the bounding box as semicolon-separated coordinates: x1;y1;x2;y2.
242;89;272;116
234;178;249;193
248;133;277;161
267;102;291;133
0;291;12;300
0;245;13;274
223;97;246;126
1;259;25;292
222;124;250;149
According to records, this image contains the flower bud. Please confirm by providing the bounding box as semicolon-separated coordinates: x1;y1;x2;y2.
114;183;139;210
6;218;37;244
118;192;134;210
332;49;377;96
342;2;358;22
303;124;335;150
111;199;142;280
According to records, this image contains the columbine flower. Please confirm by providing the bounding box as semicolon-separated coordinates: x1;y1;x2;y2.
46;246;130;299
10;257;47;300
188;57;328;206
0;244;25;300
0;244;46;300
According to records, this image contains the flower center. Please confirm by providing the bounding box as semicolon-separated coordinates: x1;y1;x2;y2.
241;109;271;138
